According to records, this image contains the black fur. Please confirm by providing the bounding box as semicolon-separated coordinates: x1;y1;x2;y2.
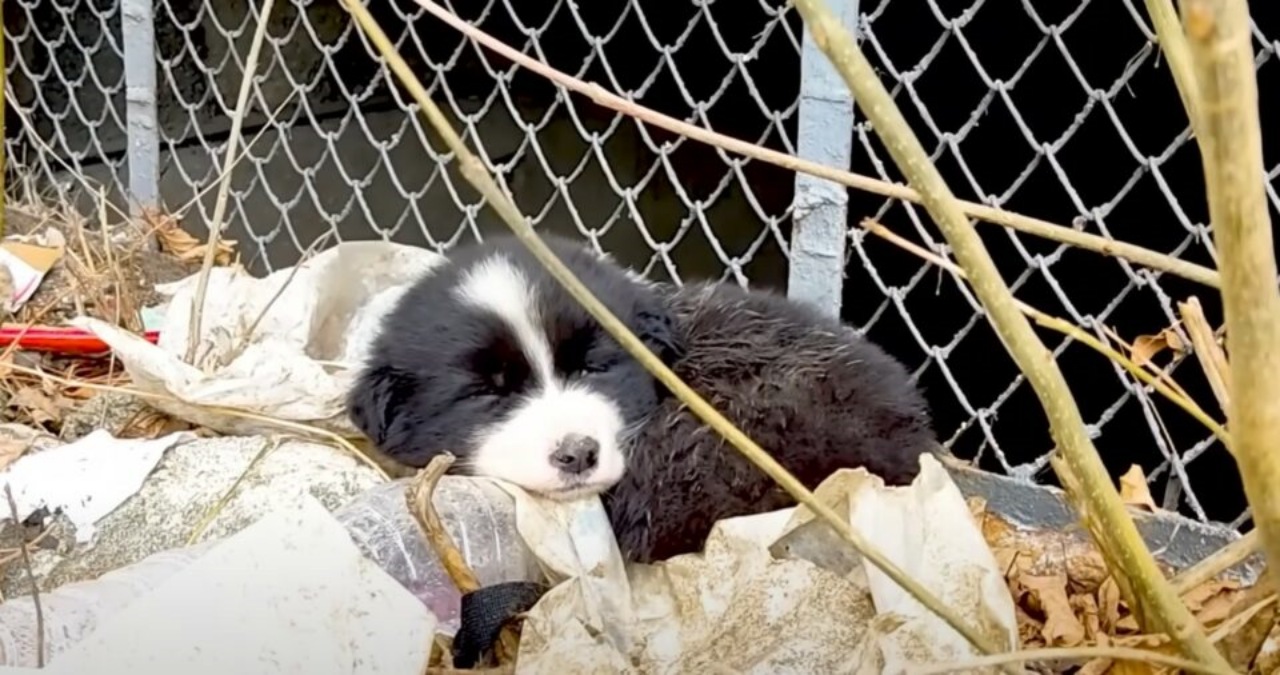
602;281;937;563
346;233;682;469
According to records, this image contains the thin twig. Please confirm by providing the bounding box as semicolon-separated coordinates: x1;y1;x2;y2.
185;0;277;364
861;219;1231;449
409;0;1221;290
0;528;54;568
1183;0;1280;597
1096;322;1197;405
406;454;521;664
185;436;283;546
406;454;479;592
339;0;1009;660
792;0;1229;668
4;484;43;667
1178;297;1231;414
906;645;1237;675
1171;530;1260;595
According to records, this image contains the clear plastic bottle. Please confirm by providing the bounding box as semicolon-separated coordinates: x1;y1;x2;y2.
332;476;544;630
0;475;542;668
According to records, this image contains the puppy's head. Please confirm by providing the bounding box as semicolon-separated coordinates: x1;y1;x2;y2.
348;234;682;500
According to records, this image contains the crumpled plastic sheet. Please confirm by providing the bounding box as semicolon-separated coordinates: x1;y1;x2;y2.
72;241;445;437
495;453;1019;674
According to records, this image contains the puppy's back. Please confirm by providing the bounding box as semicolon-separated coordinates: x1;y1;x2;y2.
605;281;936;563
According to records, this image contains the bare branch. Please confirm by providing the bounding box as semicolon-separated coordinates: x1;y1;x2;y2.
1182;0;1280;593
184;0;276;363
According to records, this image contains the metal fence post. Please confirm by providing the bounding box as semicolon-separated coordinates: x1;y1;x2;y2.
787;0;858;319
122;0;160;218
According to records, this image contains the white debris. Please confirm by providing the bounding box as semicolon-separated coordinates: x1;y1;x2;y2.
0;430;193;544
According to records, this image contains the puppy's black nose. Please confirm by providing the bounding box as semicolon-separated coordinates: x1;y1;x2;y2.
550;435;599;474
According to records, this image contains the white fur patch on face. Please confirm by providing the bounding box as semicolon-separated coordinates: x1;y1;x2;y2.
452;253;628;499
469;383;628;499
452;253;556;382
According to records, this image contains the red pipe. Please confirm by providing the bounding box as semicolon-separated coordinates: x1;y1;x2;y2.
0;325;160;356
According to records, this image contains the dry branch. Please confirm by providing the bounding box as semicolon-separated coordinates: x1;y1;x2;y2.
1182;0;1280;593
407;454;521;664
406;454;480;593
340;0;1009;660
1178;297;1231;414
184;0;276;364
409;0;1221;291
793;0;1230;669
1145;0;1203;134
1171;529;1259;595
4;485;43;667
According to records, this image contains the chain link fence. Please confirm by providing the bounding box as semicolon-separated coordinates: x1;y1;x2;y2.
3;0;1277;531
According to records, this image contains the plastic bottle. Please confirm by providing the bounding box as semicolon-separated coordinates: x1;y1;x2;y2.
332;476;543;630
0;475;542;668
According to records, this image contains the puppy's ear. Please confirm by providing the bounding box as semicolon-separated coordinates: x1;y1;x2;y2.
347;364;418;446
632;298;684;365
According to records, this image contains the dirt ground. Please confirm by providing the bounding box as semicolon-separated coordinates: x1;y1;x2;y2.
6;205;203;331
0;203;220;440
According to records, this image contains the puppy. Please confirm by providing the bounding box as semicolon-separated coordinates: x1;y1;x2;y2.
347;232;681;499
349;233;936;564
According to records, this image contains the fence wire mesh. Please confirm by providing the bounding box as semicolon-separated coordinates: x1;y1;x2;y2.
2;0;1277;531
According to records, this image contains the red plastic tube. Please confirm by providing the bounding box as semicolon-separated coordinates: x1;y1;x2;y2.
0;325;160;356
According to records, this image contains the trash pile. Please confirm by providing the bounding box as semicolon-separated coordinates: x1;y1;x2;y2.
0;203;1270;674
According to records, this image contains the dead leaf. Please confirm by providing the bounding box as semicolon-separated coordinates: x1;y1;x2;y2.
1098;576;1123;633
1072;590;1102;641
10;386;69;425
1066;548;1112;591
118;408;193;440
1116;614;1141;633
148;210;237;267
1209;589;1277;671
1182;579;1240;617
1021;574;1088;647
1118;465;1158;512
1129;328;1187;367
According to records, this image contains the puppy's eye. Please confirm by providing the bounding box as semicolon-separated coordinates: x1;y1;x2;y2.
489;371;506;389
577;360;612;375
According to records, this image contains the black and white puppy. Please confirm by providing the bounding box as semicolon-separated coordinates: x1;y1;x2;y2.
347;233;681;500
348;233;937;563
